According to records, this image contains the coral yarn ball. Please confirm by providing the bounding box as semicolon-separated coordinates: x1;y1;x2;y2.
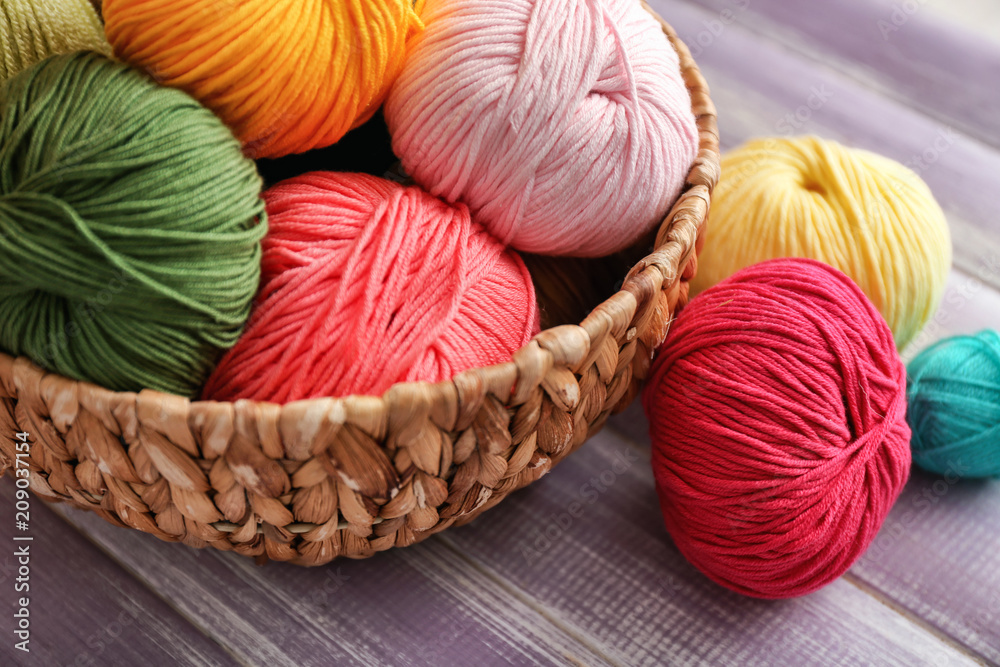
103;0;423;158
692;136;952;350
384;0;699;257
643;258;911;599
203;172;540;403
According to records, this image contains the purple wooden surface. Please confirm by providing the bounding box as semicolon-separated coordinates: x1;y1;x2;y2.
47;502;612;667
855;468;1000;662
49;429;981;667
677;0;1000;149
441;429;983;666
0;478;237;667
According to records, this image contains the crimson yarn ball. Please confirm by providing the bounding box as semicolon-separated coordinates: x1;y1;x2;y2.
203;172;540;403
643;258;911;599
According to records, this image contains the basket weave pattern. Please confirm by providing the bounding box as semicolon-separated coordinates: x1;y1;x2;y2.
0;11;719;565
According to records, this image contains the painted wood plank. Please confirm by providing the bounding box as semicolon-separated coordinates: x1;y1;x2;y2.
674;0;1000;149
854;467;1000;663
438;428;982;667
0;478;238;667
647;0;1000;290
47;501;614;667
45;424;981;667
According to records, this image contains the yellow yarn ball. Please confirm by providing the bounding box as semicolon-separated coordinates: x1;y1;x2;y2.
693;136;952;350
0;0;111;82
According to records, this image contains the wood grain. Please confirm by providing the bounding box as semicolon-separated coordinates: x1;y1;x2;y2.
676;0;1000;149
47;501;613;667
46;430;986;666
0;478;237;667
854;467;1000;663
441;428;983;667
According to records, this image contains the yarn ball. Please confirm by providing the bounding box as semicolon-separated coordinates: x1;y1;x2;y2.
907;330;1000;478
202;172;540;403
644;257;911;599
0;0;111;82
103;0;423;158
384;0;699;257
691;136;952;351
0;52;266;396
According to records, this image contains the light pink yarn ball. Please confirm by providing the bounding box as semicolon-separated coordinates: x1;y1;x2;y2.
385;0;699;257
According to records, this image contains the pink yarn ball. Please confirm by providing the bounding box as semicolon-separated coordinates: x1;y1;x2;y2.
385;0;699;257
203;172;540;403
644;258;911;599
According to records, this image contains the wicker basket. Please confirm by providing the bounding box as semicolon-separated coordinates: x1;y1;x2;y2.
0;6;719;565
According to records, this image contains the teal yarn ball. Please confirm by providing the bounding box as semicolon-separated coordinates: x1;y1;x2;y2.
906;330;1000;478
0;52;266;397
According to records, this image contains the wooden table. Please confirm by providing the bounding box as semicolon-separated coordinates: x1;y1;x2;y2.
3;0;1000;664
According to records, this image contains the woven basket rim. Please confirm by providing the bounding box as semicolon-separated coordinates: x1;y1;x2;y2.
0;3;720;416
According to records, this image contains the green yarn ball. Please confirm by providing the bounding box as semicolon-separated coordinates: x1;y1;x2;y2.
906;330;1000;478
0;52;266;397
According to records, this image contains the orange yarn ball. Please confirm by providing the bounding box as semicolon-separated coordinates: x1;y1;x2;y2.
103;0;423;158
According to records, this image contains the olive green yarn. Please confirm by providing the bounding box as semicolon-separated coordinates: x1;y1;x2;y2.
0;52;266;396
1;0;112;82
